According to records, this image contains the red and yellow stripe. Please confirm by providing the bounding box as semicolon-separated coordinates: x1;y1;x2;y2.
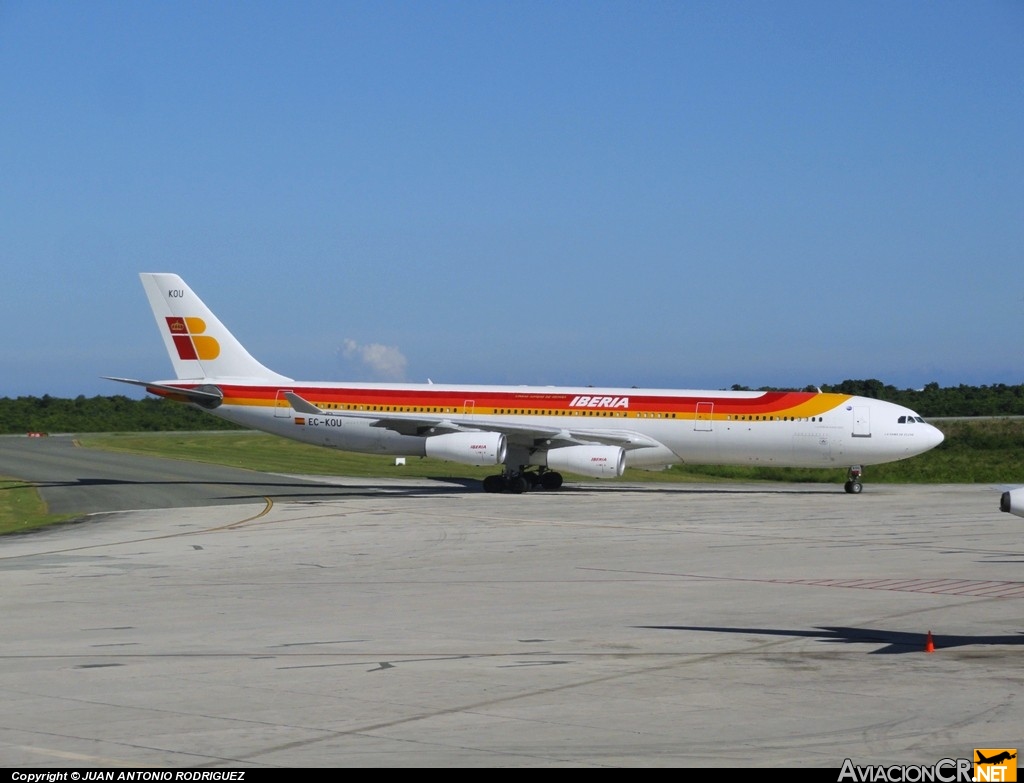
151;385;851;421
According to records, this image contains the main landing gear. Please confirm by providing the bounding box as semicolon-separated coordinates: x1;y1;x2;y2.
844;465;863;494
482;469;564;494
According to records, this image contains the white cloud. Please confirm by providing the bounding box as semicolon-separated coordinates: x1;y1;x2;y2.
341;338;407;381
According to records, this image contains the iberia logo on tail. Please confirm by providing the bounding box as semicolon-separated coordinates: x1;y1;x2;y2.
165;316;220;361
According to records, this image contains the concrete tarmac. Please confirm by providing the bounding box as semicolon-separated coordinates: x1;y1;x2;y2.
1;435;1022;768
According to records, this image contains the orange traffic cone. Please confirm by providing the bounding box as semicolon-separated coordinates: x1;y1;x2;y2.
924;631;935;653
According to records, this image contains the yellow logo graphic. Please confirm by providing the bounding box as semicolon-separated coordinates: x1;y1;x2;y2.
975;749;1017;782
165;316;220;361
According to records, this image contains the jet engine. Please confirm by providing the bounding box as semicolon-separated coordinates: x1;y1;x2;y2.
543;445;626;479
425;431;507;466
999;487;1024;518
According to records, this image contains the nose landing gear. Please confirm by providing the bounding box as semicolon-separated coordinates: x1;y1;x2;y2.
844;465;863;494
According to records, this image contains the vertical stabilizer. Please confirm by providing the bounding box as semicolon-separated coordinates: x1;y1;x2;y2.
140;273;292;382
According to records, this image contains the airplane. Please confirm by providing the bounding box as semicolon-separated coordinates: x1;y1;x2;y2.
106;273;945;494
977;751;1016;765
999;487;1024;518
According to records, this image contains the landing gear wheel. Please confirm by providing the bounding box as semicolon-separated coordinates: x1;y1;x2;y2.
540;471;563;490
482;475;506;493
507;475;529;494
845;465;863;494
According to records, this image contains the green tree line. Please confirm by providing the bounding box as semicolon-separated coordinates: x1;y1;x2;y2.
0;394;243;434
824;380;1024;417
731;380;1024;417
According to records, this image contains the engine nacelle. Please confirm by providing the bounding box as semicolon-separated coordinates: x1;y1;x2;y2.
543;445;626;479
424;431;507;467
999;487;1024;518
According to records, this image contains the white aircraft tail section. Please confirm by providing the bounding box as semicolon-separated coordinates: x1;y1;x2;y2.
140;273;291;383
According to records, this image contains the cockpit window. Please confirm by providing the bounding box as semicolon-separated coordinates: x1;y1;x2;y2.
898;415;928;424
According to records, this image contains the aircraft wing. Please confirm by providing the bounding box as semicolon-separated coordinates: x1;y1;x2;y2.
452;420;666;451
284;392;665;452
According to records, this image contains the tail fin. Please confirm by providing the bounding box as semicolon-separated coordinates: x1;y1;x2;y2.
140;273;291;382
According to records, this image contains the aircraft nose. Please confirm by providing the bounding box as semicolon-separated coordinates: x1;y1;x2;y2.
907;423;944;457
925;423;945;449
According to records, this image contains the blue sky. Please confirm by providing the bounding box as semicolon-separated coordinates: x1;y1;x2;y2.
2;1;1021;399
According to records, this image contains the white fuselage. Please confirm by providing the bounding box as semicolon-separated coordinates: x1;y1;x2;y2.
175;380;944;471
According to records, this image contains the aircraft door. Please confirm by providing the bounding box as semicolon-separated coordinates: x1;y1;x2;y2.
694;401;713;431
852;406;871;437
274;389;294;418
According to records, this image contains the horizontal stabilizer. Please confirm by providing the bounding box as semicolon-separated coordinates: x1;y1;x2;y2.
103;376;224;407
